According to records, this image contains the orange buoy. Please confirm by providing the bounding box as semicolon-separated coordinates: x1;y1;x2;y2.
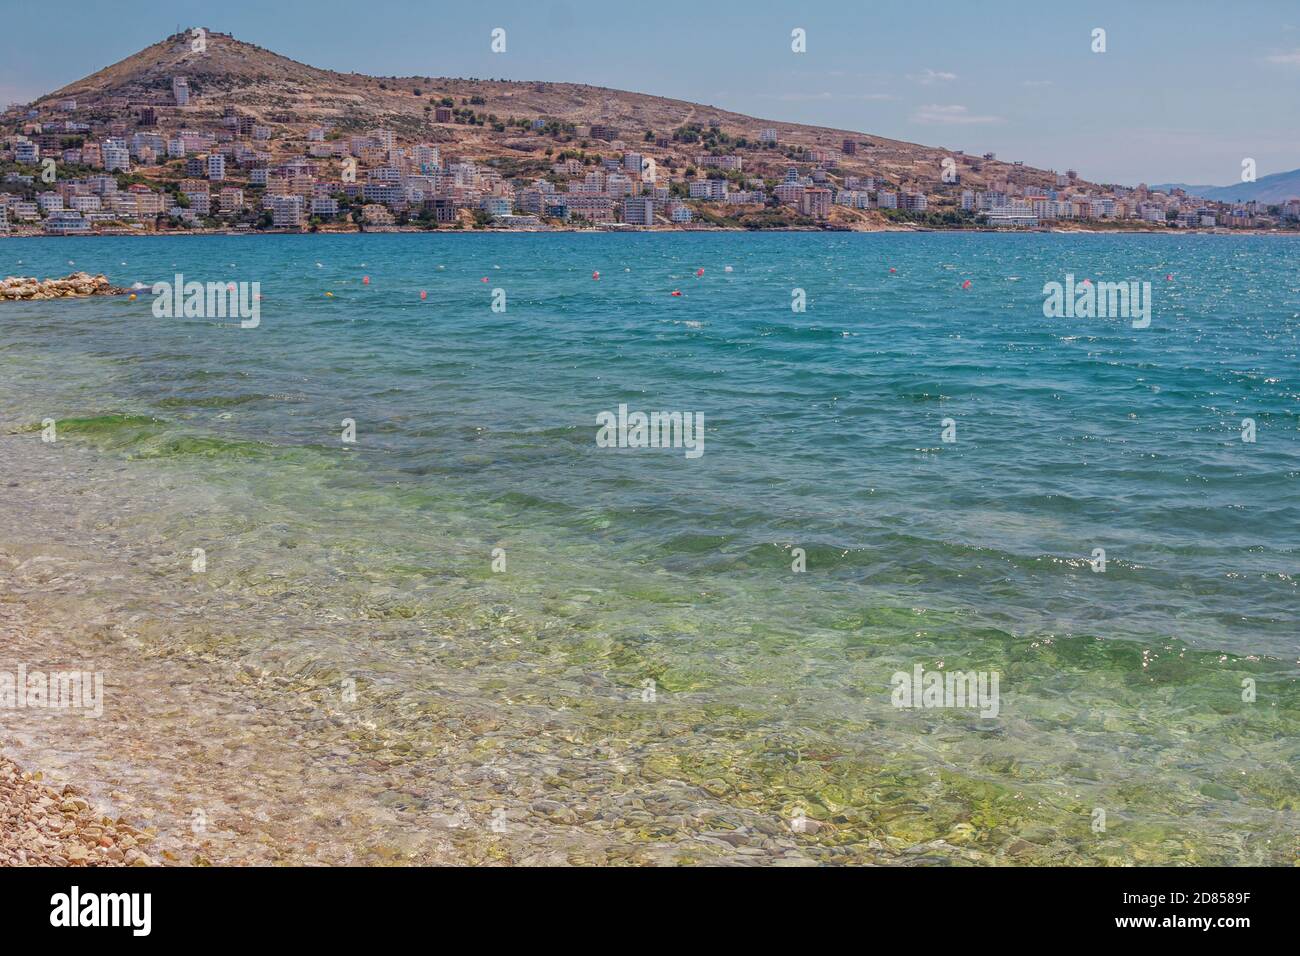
362;275;370;285
1165;273;1174;281
961;279;972;290
420;290;428;300
671;290;682;296
696;268;704;277
128;293;137;300
889;267;897;273
592;271;600;280
481;277;489;283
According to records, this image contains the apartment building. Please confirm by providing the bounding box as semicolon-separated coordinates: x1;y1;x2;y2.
696;154;743;171
773;182;805;205
901;191;928;212
689;179;727;200
269;194;304;228
800;187;832;219
43;209;90;234
218;187;244;213
622;197;655;226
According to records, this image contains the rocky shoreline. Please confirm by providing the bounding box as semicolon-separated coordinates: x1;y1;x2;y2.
0;754;155;866
0;272;132;301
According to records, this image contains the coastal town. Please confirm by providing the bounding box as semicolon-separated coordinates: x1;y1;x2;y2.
1;30;1297;238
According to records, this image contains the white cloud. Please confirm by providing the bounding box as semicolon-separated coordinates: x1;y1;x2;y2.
769;91;834;102
1264;48;1300;65
910;104;1004;126
761;92;895;102
909;68;958;85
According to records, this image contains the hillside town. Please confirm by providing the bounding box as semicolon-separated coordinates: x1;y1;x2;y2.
2;36;1297;237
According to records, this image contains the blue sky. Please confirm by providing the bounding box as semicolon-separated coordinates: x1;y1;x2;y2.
3;0;1298;185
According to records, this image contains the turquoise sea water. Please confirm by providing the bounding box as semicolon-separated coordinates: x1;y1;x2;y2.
1;232;1296;865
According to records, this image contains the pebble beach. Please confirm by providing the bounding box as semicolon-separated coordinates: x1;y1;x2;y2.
0;754;153;866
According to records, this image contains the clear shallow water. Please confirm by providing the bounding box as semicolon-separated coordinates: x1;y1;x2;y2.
0;232;1296;865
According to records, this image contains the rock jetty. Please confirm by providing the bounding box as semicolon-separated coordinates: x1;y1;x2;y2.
0;272;131;301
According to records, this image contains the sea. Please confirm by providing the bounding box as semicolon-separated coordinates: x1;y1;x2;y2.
0;231;1295;865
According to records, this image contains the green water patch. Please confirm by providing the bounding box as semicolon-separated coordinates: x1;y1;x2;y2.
16;412;330;465
18;412;165;442
155;394;272;409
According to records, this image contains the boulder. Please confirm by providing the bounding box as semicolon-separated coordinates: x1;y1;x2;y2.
0;272;129;301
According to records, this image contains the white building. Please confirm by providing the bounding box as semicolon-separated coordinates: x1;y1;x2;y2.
43;210;90;234
207;153;225;181
269;194;304;228
696;154;743;171
102;138;130;172
413;145;439;171
172;76;190;106
984;201;1037;227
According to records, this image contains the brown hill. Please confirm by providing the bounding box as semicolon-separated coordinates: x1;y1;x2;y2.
13;29;1085;199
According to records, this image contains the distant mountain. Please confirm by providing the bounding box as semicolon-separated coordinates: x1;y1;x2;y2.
1149;168;1300;204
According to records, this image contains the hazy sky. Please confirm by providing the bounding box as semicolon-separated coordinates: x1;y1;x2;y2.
2;0;1297;186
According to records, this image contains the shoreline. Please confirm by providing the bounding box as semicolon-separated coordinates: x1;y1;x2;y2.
2;226;1295;239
